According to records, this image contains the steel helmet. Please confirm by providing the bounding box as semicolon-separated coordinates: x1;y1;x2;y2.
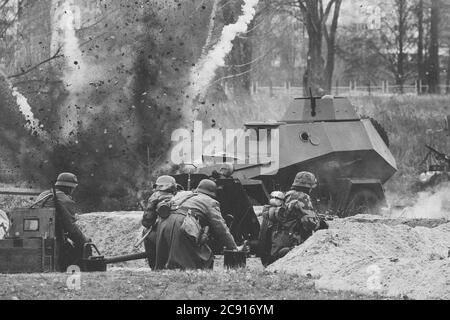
196;179;217;198
55;172;78;188
292;171;318;189
270;191;285;201
154;175;176;191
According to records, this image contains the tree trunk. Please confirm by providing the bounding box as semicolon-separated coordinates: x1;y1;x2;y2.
417;0;425;94
303;1;325;96
447;47;450;94
428;0;441;94
396;0;407;94
324;0;342;94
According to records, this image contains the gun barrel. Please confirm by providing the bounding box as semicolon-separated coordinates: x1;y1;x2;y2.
104;252;148;265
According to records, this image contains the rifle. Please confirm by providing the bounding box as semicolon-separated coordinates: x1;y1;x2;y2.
134;227;152;248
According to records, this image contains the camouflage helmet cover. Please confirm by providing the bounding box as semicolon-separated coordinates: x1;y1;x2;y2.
292;171;318;189
55;172;78;188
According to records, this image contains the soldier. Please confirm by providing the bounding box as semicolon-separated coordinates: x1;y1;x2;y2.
140;175;178;269
36;173;90;269
258;191;287;265
154;179;238;270
268;172;322;263
211;163;234;180
285;172;324;238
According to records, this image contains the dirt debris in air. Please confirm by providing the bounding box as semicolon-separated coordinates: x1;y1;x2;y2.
268;215;450;300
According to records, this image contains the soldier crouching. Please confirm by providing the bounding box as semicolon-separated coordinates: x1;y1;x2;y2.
154;179;238;270
261;172;324;265
141;175;178;269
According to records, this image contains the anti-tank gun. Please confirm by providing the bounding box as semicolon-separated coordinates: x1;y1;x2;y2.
0;203;151;273
0;189;151;273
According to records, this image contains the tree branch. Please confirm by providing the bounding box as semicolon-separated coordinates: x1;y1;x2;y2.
8;46;64;79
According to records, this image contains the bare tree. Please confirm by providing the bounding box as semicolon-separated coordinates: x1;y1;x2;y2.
440;0;450;93
268;0;343;95
0;0;18;66
416;0;425;93
323;0;342;94
362;0;417;93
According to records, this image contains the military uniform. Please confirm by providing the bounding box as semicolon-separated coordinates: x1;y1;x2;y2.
259;173;323;265
141;189;176;269
36;189;89;267
155;186;238;270
142;190;176;229
265;190;320;261
284;190;320;237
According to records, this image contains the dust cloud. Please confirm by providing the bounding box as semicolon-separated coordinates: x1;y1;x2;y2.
390;182;450;219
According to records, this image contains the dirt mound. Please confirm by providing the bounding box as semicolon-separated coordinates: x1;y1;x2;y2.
77;212;147;268
330;214;450;229
268;215;450;300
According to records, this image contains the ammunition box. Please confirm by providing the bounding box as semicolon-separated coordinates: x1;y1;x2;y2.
0;237;57;273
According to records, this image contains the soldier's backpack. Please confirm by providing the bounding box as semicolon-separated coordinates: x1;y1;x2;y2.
169;193;204;244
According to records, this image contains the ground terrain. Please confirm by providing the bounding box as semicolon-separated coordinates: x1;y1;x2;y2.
1;95;450;300
0;265;385;300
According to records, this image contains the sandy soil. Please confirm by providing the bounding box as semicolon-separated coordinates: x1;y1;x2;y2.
75;211;450;300
77;211;147;268
268;215;450;300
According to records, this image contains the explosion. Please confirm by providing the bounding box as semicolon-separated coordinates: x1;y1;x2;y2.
52;0;87;141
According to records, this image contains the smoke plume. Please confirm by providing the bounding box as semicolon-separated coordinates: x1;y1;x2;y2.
0;69;49;139
53;0;87;141
186;0;259;119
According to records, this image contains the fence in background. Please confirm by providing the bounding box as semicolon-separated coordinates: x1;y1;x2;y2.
228;81;450;98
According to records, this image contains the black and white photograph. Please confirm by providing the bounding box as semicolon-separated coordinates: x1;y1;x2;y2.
0;0;449;305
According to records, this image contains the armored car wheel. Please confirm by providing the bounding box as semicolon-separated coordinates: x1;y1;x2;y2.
345;189;382;217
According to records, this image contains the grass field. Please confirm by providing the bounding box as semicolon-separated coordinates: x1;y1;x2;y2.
0;268;385;300
353;95;450;202
1;95;448;301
